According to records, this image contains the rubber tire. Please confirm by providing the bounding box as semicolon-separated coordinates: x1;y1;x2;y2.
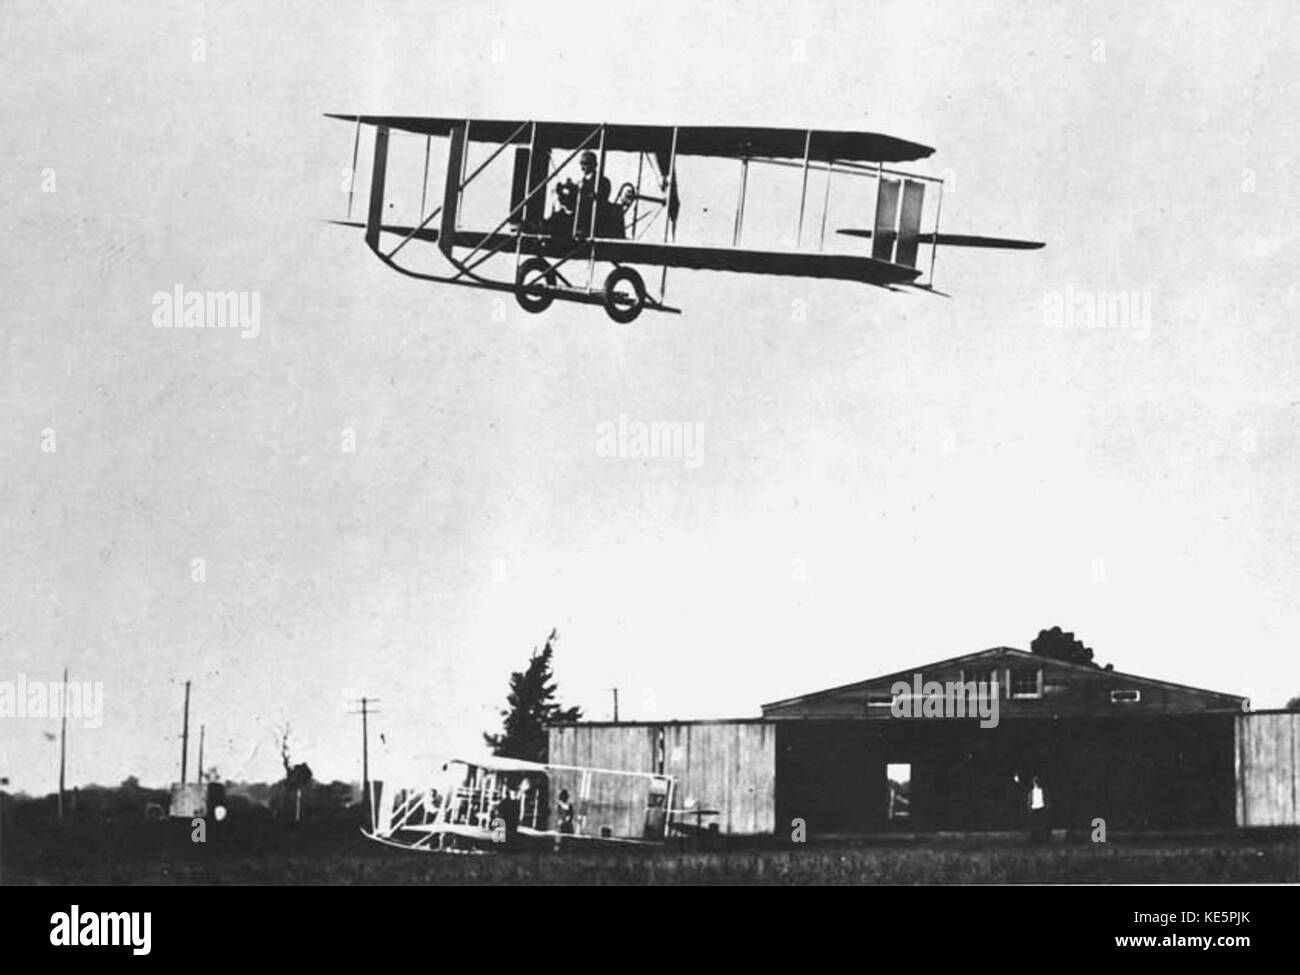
516;257;556;314
602;266;646;324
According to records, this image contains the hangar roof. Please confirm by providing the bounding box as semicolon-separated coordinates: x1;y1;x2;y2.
761;646;1247;719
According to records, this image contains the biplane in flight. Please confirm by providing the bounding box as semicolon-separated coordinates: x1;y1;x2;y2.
326;115;1043;323
364;755;677;853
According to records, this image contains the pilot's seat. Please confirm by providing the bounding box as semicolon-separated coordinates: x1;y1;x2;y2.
594;198;626;239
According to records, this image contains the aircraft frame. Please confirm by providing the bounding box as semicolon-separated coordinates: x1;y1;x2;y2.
327;116;1043;322
363;755;677;853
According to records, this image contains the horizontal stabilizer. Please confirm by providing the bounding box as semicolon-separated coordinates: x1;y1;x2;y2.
838;228;1044;249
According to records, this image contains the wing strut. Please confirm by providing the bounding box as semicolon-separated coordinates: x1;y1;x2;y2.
659;126;678;299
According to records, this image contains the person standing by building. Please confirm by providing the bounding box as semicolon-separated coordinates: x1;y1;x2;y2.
554;787;575;851
488;780;520;848
1028;775;1049;843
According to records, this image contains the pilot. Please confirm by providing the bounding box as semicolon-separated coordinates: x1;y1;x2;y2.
579;151;611;203
576;150;611;236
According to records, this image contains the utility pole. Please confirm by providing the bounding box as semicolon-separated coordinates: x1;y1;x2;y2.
180;680;191;785
346;697;381;819
58;666;68;820
197;724;205;784
611;687;619;723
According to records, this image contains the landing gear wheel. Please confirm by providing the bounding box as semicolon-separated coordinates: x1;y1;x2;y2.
602;266;646;323
515;257;556;314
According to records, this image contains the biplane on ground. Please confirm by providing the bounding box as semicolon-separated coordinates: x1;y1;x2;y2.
363;755;676;853
325;115;1044;322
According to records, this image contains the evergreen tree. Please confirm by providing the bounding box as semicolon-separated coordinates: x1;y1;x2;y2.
484;629;582;761
1030;626;1097;666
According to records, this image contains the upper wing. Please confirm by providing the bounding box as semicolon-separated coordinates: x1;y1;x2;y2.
324;114;935;163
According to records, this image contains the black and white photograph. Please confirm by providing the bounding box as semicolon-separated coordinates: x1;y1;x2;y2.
1;0;1297;939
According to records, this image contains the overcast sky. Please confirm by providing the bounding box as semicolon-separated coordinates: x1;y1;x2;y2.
2;0;1298;793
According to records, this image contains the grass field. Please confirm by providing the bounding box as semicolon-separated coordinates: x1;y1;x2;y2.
5;816;1298;884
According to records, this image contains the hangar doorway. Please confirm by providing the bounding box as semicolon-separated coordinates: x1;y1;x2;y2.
886;763;912;823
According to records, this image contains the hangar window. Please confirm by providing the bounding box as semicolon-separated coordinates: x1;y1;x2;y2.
960;667;1001;696
1009;667;1042;698
1110;689;1142;704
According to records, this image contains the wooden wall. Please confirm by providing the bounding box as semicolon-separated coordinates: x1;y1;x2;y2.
548;725;655;839
548;722;776;836
664;722;776;835
1236;712;1300;826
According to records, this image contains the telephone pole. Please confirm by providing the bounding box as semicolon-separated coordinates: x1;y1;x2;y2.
346;697;381;818
180;680;191;785
58;666;68;820
197;724;205;784
610;687;619;723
